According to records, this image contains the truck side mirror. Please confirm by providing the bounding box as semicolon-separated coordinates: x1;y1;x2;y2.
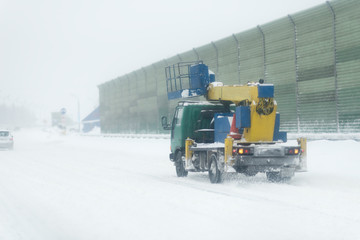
161;116;171;130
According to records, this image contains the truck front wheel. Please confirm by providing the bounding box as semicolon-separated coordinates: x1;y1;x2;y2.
208;154;222;183
175;151;188;177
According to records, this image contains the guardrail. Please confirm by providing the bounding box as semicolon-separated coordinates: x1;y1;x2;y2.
81;133;170;139
81;132;360;141
288;133;360;141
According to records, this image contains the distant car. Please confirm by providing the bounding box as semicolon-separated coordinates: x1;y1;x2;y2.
0;130;14;150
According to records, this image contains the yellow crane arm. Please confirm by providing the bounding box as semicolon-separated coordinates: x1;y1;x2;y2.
207;82;278;142
206;83;259;105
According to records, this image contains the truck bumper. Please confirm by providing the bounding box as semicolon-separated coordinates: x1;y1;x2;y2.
234;155;299;173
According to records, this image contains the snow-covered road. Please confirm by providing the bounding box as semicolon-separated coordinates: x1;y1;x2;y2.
1;129;359;240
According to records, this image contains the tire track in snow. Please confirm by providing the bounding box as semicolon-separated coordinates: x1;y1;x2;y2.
127;169;360;225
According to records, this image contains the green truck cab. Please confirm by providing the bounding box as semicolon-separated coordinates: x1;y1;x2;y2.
162;101;227;177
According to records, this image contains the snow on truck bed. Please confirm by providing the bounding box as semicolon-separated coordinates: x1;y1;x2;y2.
0;129;359;240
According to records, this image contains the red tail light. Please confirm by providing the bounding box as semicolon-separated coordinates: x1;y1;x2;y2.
234;147;254;156
286;147;300;155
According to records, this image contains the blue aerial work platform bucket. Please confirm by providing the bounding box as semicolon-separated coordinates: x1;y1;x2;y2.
165;61;215;100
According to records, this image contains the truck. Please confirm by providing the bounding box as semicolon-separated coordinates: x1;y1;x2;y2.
161;61;307;183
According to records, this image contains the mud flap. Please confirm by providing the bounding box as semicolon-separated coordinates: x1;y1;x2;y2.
280;167;295;178
296;138;307;172
224;136;234;168
185;138;195;170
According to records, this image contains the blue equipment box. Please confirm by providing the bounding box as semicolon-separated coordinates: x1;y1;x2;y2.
214;113;233;143
273;113;287;142
258;84;274;98
235;106;251;129
189;64;210;89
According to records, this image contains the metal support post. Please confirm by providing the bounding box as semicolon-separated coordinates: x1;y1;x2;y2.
211;41;219;75
327;1;340;133
193;48;200;61
232;34;241;84
257;25;267;81
288;14;301;133
142;67;147;91
177;54;182;62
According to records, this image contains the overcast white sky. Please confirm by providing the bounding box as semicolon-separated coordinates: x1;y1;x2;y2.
0;0;326;123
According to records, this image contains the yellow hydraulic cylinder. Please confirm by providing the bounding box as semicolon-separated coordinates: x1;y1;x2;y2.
224;136;234;165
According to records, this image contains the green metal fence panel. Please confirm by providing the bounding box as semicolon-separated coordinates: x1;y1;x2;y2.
98;0;360;134
261;17;298;132
291;3;339;133
196;44;217;74
235;28;265;83
214;36;239;84
331;0;360;133
143;65;157;96
178;49;198;62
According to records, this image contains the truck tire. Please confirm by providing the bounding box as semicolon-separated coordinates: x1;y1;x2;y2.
175;151;188;177
208;154;222;183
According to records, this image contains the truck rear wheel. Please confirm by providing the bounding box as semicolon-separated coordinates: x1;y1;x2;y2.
208;154;222;183
175;151;188;177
